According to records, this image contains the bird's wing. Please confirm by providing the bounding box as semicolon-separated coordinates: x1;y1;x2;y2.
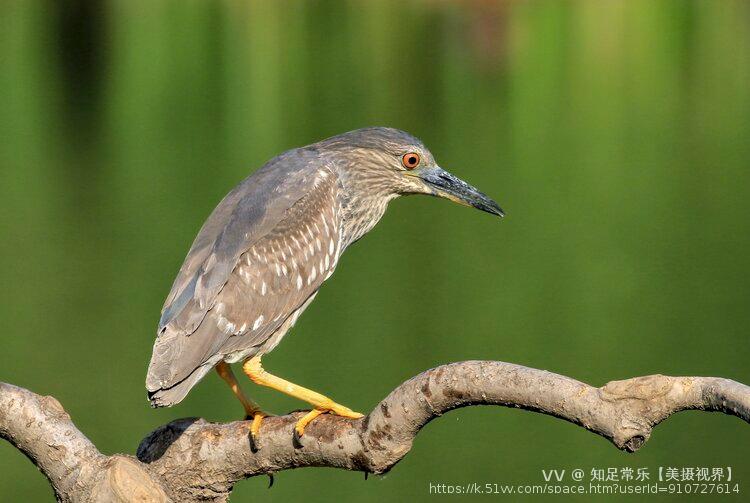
211;169;341;357
147;154;342;393
158;148;321;336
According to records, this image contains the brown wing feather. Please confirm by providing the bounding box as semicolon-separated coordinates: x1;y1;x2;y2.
214;173;341;358
157;148;322;337
146;165;341;399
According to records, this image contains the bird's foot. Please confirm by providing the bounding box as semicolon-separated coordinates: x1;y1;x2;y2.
293;401;364;446
245;410;271;452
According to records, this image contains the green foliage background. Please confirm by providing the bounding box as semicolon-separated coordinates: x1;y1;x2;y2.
1;1;749;501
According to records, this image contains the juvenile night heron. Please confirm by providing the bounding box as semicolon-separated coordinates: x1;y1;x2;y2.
146;127;503;441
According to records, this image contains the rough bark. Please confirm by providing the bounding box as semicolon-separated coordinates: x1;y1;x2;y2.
2;361;748;502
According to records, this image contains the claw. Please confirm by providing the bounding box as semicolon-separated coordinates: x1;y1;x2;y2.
248;411;266;452
292;428;304;449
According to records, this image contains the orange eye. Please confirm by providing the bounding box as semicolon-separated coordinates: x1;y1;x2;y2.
402;152;420;170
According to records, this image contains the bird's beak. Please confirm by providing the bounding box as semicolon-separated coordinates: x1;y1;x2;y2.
411;166;504;217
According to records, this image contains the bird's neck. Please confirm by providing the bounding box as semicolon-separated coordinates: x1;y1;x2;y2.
336;171;399;250
339;191;396;250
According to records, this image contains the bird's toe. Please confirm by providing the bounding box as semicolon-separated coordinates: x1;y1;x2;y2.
247;411;267;452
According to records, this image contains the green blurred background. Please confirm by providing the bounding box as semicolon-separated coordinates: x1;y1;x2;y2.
2;0;749;501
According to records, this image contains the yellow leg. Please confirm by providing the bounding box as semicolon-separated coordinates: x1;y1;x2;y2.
242;356;364;437
215;361;263;417
216;361;268;445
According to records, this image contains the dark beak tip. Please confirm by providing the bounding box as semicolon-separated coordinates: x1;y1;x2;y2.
489;207;506;218
475;201;505;218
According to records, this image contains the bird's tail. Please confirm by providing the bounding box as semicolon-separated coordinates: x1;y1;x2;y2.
146;321;226;407
146;362;215;408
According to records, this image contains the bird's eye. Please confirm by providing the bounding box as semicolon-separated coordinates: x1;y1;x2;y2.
401;152;420;170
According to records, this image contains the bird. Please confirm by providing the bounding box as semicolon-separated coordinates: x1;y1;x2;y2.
146;127;503;443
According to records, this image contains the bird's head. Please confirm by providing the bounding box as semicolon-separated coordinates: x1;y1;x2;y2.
321;127;504;218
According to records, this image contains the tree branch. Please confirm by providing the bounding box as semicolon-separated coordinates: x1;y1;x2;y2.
2;361;749;502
